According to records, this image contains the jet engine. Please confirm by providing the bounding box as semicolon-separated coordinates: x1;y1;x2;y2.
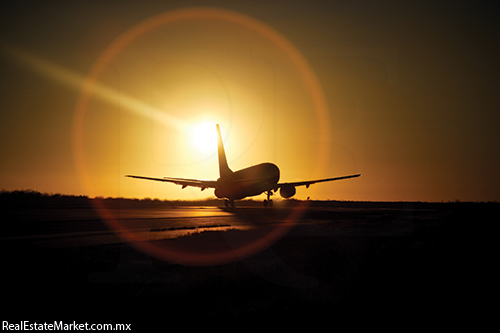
279;184;296;198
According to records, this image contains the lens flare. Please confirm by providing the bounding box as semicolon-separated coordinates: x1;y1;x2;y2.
73;7;329;266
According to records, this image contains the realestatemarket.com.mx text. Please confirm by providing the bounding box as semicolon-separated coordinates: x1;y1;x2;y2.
2;321;132;331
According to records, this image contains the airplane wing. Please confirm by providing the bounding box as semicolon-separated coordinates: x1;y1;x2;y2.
277;173;361;189
125;175;217;191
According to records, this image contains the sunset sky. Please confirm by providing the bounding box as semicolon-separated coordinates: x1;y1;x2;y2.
1;1;499;202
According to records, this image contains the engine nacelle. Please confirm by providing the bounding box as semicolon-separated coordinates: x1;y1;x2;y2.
279;184;296;198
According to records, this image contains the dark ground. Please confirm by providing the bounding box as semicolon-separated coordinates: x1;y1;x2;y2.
1;192;497;329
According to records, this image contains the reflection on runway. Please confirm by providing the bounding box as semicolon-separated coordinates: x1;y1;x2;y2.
2;201;419;265
100;205;309;265
2;206;308;249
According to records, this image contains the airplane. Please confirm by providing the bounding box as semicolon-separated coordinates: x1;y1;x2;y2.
126;124;360;208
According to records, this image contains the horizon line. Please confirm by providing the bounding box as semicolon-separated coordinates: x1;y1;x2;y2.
1;189;498;204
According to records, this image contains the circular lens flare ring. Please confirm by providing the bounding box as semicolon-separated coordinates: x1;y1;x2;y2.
73;7;329;266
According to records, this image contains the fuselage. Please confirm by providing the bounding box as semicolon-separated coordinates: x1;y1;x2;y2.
214;162;280;200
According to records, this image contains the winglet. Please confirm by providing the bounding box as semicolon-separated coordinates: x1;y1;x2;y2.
216;124;233;179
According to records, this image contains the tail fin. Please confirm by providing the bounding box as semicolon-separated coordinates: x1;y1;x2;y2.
216;124;233;179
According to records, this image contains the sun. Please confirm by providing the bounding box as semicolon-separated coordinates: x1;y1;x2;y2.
191;122;217;154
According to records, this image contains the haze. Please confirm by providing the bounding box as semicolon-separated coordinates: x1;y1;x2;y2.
1;1;499;202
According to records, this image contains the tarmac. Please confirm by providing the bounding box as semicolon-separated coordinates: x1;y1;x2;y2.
2;199;496;329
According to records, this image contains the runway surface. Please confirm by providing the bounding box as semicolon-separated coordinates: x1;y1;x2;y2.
2;203;415;249
2;199;496;328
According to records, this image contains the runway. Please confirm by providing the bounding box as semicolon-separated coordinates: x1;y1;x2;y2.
2;202;415;249
3;206;245;247
2;198;496;327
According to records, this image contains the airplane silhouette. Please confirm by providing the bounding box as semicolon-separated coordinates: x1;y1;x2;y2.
126;124;360;208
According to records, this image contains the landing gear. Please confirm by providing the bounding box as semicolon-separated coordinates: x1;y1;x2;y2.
263;190;274;207
224;199;235;209
263;199;273;207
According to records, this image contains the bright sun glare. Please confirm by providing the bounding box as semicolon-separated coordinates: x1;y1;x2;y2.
191;122;217;154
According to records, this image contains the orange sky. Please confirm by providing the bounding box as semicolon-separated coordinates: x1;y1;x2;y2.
1;1;499;202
